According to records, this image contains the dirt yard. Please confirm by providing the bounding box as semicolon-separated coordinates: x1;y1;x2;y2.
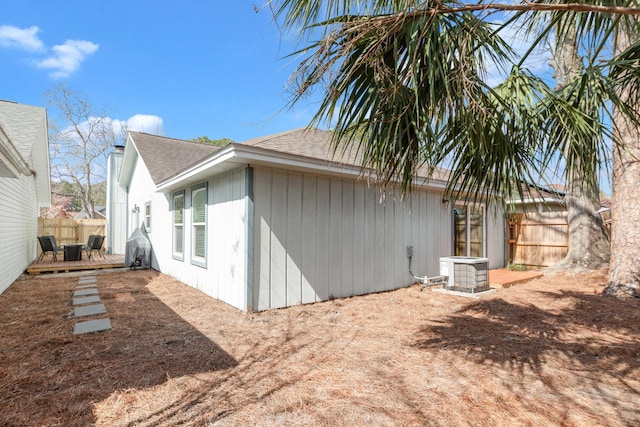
0;268;639;426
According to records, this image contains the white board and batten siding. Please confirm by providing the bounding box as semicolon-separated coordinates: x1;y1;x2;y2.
0;175;38;293
155;168;251;311
251;166;504;311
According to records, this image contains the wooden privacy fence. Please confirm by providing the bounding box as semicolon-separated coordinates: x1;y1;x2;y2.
508;211;568;267
38;218;107;254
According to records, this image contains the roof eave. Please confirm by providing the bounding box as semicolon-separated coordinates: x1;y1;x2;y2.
0;125;32;177
156;143;449;193
118;134;140;189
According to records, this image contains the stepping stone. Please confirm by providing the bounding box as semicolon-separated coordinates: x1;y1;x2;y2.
78;278;97;284
73;318;111;334
73;295;101;305
73;288;98;297
76;284;97;289
74;304;106;318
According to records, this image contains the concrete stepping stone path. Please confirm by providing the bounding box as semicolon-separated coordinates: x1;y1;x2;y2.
73;295;101;305
72;275;112;334
73;288;98;297
74;303;107;317
74;318;112;334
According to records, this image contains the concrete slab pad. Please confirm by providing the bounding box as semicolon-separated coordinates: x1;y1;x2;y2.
73;288;98;297
432;288;497;299
76;284;97;289
78;278;97;284
73;295;101;305
73;318;111;334
74;304;107;317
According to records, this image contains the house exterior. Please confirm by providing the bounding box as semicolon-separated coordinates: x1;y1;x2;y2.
0;100;51;293
115;129;505;311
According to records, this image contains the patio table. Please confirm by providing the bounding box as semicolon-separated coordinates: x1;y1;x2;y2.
64;244;83;261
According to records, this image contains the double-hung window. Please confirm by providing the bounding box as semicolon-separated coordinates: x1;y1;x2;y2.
172;191;184;261
191;183;207;267
144;201;151;232
453;204;485;257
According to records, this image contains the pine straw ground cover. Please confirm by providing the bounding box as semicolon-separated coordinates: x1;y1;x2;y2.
0;269;639;426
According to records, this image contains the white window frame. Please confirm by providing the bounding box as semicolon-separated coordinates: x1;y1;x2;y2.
453;203;486;257
144;201;151;233
190;182;207;268
172;191;185;261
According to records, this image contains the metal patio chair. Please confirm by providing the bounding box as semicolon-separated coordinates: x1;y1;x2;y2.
84;235;105;259
37;236;62;262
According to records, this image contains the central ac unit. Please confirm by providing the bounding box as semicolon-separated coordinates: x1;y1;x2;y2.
439;256;490;293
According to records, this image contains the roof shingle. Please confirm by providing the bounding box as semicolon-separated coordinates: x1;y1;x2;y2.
129;131;221;185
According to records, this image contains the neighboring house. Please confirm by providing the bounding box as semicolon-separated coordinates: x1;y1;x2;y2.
75;205;106;219
0;100;51;293
114;129;505;311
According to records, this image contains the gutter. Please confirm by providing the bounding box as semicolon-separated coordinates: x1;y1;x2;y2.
156;143;449;193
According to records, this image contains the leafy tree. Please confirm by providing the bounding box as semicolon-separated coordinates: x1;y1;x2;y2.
271;1;640;297
46;85;126;219
192;136;234;146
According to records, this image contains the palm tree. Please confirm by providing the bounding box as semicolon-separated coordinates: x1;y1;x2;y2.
272;0;640;297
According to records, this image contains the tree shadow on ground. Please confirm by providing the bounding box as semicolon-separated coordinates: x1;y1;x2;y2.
0;270;237;426
412;290;640;421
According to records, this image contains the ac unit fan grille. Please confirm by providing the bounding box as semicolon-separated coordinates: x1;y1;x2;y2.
449;262;489;293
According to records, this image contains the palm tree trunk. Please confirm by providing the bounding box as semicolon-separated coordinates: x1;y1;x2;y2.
604;29;640;297
550;19;610;271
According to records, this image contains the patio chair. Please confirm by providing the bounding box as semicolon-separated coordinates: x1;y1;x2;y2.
37;236;62;262
85;235;105;259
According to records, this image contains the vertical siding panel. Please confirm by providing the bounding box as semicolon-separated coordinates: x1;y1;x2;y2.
352;182;366;295
253;168;272;311
363;185;375;294
440;197;451;260
384;197;395;290
417;191;428;275
210;177;223;299
328;178;343;299
301;175;318;304
232;170;246;308
396;198;408;287
270;170;288;309
286;172;303;306
315;177;330;301
341;180;355;297
373;194;385;292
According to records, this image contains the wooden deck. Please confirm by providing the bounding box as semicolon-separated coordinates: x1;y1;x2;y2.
27;253;126;275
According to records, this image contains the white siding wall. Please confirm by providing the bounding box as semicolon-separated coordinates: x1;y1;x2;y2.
154;168;250;311
107;150;127;254
252;166;505;311
0;174;38;293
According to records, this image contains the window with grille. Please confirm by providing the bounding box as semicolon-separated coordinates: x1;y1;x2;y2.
172;191;184;261
453;204;485;257
191;183;207;267
144;201;151;232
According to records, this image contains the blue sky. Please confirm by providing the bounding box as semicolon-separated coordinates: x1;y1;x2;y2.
0;1;316;142
0;2;612;194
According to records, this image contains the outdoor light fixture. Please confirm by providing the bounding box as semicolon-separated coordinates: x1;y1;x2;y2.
132;204;140;213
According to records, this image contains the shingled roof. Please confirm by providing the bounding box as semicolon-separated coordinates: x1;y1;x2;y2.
0;100;47;165
240;127;448;181
128;131;221;185
241;128;360;165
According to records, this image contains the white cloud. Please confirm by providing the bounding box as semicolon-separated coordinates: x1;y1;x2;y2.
0;25;45;52
123;114;164;134
36;39;99;78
